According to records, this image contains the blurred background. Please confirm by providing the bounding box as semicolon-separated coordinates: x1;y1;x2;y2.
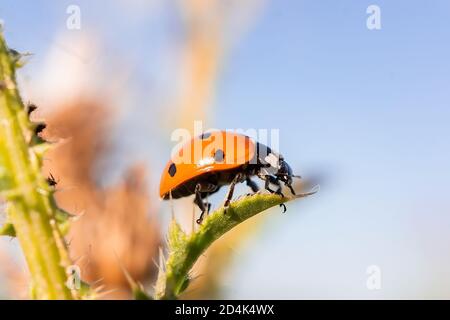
1;0;450;299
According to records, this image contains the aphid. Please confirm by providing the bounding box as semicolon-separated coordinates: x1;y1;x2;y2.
159;131;300;224
27;103;38;116
34;123;46;136
47;173;58;187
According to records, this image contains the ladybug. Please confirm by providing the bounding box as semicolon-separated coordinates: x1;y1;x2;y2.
160;131;300;224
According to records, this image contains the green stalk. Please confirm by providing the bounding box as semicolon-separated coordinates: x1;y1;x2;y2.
0;31;74;299
154;191;317;300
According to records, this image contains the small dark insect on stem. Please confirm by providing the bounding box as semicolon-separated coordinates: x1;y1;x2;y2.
27;103;37;116
47;173;58;187
34;123;46;136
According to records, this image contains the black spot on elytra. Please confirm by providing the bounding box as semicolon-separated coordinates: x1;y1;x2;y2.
168;163;177;177
199;132;211;140
214;149;224;162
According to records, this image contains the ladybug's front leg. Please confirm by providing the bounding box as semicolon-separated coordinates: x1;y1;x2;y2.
286;184;296;196
261;175;284;197
258;174;287;213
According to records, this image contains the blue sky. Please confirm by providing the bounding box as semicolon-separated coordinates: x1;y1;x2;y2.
1;0;450;298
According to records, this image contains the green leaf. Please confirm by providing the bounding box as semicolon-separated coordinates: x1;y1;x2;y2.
0;29;76;299
154;189;318;299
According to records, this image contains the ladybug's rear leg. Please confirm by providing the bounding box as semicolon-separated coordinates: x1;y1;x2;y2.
194;183;212;224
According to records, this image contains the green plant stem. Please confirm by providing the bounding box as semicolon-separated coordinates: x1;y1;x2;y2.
0;31;74;299
154;191;316;300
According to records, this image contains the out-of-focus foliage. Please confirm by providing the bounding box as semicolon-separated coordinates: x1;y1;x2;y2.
0;0;269;299
43;102;161;299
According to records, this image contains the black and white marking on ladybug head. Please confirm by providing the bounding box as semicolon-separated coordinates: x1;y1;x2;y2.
263;151;296;186
276;155;294;185
264;152;280;170
260;150;281;176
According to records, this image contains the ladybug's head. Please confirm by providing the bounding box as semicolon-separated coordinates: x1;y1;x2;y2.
260;145;301;192
275;155;295;185
264;152;298;184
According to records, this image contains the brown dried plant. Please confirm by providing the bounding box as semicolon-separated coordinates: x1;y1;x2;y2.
42;101;160;299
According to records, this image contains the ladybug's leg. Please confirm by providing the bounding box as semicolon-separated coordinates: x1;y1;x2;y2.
194;199;211;224
257;172;277;194
270;176;284;196
258;174;287;212
194;183;207;224
262;176;281;194
246;177;259;193
287;184;296;196
223;173;244;209
262;175;285;197
263;177;275;193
